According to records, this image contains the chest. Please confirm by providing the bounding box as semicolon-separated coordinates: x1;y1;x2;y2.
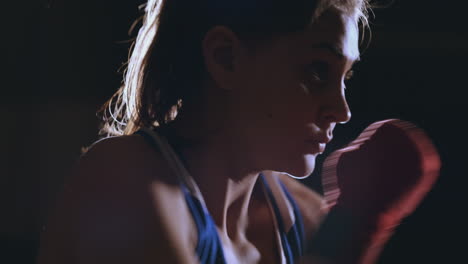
222;196;285;264
246;200;284;264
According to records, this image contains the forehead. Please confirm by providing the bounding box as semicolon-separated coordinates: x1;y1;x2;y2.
279;8;360;62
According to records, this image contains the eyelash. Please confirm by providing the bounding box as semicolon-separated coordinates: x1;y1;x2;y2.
304;63;328;82
300;67;355;94
304;67;354;83
345;69;354;81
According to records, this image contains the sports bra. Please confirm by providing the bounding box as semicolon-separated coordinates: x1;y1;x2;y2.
136;128;305;263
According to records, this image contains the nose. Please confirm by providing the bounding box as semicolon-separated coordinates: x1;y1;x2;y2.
321;85;352;125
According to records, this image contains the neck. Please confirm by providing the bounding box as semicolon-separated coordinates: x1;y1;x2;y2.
180;137;261;240
164;80;263;239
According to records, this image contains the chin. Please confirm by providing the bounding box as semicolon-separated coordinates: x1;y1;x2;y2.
279;154;317;179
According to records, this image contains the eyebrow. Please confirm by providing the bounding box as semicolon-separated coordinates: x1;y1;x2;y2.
311;42;360;64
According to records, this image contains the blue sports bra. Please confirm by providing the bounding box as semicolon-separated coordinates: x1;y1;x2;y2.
136;128;305;264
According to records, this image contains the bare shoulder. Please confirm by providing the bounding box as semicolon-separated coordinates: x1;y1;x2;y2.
275;172;328;239
38;135;197;264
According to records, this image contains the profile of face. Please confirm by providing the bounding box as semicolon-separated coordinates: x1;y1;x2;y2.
203;7;359;178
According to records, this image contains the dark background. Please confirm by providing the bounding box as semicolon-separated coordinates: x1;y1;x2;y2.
2;0;466;263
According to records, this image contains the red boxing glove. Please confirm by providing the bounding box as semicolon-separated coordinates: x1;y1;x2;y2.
322;119;441;229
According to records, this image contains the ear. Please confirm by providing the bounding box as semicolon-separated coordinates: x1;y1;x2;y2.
202;26;243;91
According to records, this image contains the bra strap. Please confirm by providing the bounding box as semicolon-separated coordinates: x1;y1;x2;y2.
136;127;208;207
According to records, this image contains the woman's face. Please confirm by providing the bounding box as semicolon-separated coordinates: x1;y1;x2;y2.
228;8;360;178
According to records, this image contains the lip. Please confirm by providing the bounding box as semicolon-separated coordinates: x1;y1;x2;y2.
305;140;326;154
311;133;333;144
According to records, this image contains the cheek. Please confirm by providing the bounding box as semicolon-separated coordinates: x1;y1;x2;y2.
263;80;316;125
233;57;319;134
236;70;321;175
234;65;284;115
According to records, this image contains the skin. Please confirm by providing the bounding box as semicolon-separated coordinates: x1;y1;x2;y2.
169;6;358;260
37;7;360;264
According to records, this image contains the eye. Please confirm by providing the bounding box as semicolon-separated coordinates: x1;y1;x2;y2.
345;69;354;81
305;62;329;82
302;62;329;86
299;61;330;94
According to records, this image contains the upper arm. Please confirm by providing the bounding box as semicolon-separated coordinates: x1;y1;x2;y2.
276;172;329;240
38;135;198;264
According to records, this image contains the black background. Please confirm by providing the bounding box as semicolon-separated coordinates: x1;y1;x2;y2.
2;0;466;263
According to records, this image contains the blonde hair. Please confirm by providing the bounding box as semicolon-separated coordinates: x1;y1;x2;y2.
99;0;372;137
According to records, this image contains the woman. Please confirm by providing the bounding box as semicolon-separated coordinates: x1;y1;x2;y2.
37;0;440;263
